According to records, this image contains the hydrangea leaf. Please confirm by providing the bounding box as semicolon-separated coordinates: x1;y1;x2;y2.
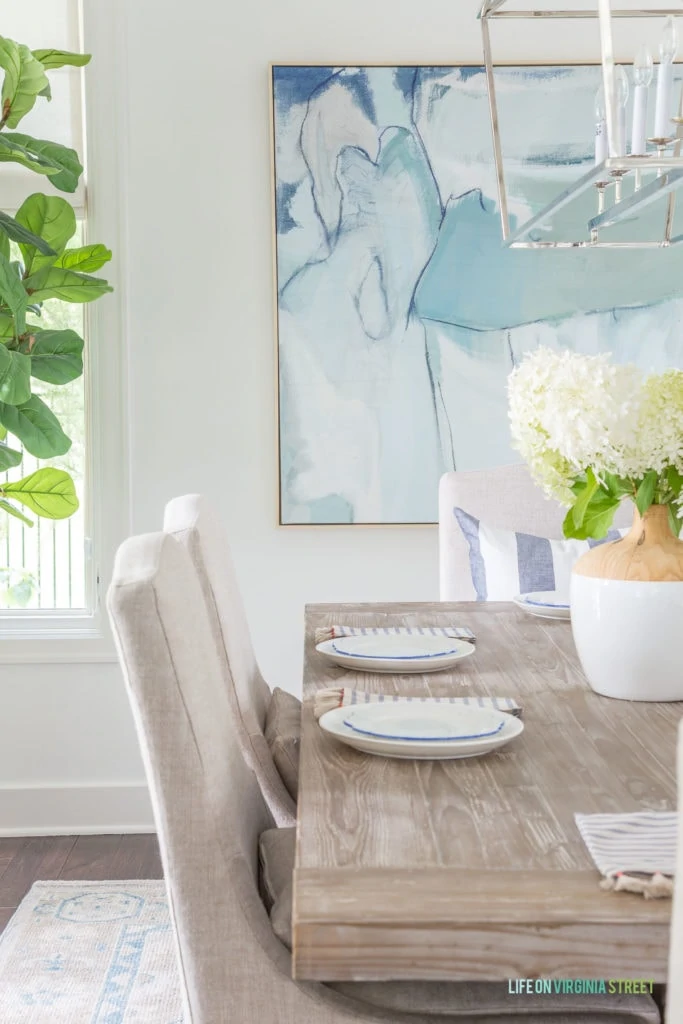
635;470;658;517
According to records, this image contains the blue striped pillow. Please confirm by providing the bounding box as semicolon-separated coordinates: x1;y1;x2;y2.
453;507;623;602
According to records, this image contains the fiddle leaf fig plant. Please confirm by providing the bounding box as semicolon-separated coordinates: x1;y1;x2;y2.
0;38;112;525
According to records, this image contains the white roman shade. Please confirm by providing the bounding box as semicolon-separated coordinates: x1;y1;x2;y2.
0;0;85;213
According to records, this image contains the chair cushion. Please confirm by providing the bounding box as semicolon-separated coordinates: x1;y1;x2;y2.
264;687;301;800
453;507;624;602
262;829;659;1021
258;826;296;912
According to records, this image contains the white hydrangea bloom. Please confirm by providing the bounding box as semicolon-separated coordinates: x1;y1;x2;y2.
508;348;683;506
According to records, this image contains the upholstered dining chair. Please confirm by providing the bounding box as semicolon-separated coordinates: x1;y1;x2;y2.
107;531;660;1024
439;465;631;601
164;494;297;827
667;719;683;1022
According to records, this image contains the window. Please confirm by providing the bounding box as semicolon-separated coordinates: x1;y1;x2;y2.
0;2;91;615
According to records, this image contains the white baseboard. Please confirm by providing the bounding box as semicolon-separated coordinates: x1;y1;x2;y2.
0;782;154;836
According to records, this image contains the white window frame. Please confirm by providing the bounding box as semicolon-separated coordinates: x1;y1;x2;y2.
0;2;129;663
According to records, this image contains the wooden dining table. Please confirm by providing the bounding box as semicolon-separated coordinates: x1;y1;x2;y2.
293;601;680;983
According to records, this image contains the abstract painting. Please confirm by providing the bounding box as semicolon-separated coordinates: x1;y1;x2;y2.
271;65;683;525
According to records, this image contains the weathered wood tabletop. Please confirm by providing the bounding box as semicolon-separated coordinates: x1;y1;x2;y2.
293;602;680;982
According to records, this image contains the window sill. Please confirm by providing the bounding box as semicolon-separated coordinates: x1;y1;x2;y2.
0;615;118;663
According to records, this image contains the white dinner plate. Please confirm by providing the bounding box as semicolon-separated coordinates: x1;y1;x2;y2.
342;703;506;741
316;637;475;674
332;635;459;660
319;705;524;760
513;592;571;620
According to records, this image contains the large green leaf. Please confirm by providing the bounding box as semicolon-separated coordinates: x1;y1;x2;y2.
5;134;82;193
16;194;75;277
27;267;113;304
3;468;78;519
0;39;49;128
0;210;55;256
32;49;91;70
0;345;30;404
0;441;22;470
570;468;600;530
666;466;683;502
23;329;83;384
0;133;60;176
635;470;658;517
55;244;112;273
0;498;33;526
0;395;71;458
669;504;683;538
0;251;27;336
564;489;621;540
601;472;633;500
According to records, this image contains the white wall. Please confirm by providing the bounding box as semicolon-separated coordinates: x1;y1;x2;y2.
0;0;637;833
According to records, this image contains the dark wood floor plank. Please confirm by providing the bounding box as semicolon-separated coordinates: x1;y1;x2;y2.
0;907;16;931
0;838;28;882
0;836;77;909
107;834;162;879
59;834;124;880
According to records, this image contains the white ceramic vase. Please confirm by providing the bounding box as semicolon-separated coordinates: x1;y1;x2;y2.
571;575;683;701
570;505;683;702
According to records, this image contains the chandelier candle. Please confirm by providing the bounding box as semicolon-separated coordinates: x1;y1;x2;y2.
631;47;653;155
654;16;677;140
595;89;608;164
615;67;629;157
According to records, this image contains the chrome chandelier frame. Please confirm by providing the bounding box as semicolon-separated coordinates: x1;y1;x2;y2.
480;0;683;248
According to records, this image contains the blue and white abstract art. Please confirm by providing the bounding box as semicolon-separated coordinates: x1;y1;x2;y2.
272;65;683;525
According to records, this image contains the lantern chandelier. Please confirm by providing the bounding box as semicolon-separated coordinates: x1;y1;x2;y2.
479;1;683;247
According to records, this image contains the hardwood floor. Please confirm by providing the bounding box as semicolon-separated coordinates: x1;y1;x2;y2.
0;834;162;935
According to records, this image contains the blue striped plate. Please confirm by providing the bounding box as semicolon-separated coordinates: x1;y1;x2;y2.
342;704;507;742
513;592;571;620
332;635;458;660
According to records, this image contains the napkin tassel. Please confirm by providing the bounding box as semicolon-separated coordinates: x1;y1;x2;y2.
314;687;345;719
600;871;674;899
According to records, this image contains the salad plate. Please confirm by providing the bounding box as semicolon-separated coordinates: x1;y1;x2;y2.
342;703;506;741
331;635;459;660
319;705;523;760
512;592;571;621
316;636;475;674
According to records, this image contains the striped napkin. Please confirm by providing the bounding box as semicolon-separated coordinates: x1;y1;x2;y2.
314;687;521;720
575;811;677;899
315;624;476;644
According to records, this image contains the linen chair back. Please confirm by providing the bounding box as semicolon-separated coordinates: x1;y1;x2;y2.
107;533;284;1022
667;719;683;1021
108;532;421;1024
164;494;270;727
164;495;296;826
439;465;632;601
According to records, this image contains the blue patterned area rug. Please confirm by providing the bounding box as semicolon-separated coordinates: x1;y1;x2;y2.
0;881;183;1023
